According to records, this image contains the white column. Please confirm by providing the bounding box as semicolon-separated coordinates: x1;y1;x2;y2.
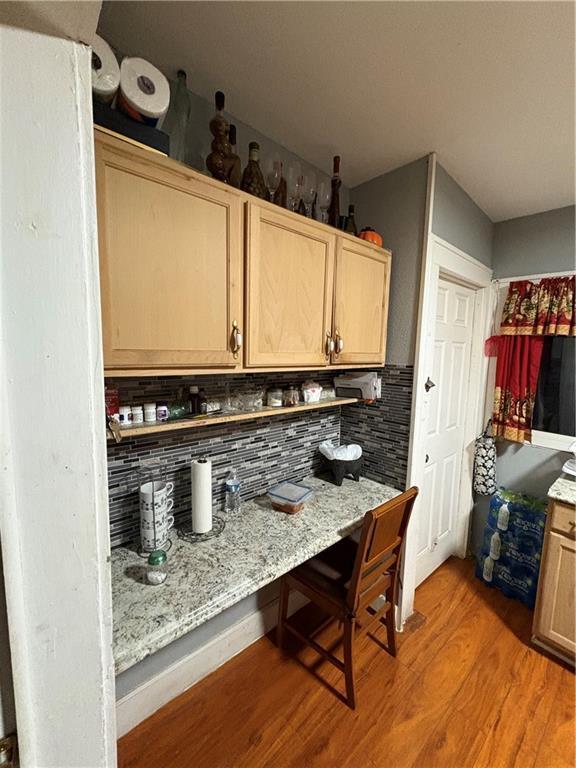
0;26;116;767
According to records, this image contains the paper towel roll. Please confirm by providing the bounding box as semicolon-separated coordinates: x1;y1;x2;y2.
91;35;120;103
191;459;213;534
118;57;170;126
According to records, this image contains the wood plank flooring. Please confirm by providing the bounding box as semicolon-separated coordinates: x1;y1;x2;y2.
118;557;575;768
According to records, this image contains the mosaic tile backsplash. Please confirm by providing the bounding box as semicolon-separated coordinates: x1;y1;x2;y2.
341;366;413;490
106;366;413;548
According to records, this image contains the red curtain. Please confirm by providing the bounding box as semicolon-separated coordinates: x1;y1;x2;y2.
500;276;576;336
492;275;574;443
492;336;544;442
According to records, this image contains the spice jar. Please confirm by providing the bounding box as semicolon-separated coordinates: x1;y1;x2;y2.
146;550;168;585
267;388;283;408
283;387;300;407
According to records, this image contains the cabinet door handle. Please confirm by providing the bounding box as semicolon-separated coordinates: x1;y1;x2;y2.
231;320;243;357
325;331;335;357
335;330;344;354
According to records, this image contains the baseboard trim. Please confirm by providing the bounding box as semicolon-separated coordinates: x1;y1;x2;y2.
116;591;308;737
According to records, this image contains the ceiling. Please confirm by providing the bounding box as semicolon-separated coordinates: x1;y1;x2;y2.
98;1;575;222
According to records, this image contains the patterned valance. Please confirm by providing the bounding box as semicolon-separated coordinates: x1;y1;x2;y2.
500;276;575;336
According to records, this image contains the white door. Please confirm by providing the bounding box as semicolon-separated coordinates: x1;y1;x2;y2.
416;277;476;585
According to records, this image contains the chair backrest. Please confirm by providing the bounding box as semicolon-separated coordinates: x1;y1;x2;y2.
346;487;418;614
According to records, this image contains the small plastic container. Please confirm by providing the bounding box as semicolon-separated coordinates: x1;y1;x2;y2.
267;482;314;514
119;405;132;427
267;388;283;408
156;403;169;422
131;405;144;424
144;402;157;422
146;549;168;585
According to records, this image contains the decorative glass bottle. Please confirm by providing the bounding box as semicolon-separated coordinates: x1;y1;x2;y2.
206;91;231;182
328;155;341;227
163;69;191;164
227;124;242;188
344;204;358;235
241;142;268;200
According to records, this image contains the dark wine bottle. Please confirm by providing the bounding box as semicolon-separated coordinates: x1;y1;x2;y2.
345;204;358;236
241;142;268;200
328;155;341;227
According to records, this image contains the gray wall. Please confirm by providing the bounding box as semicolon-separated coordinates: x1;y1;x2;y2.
432;163;494;266
493;205;575;278
350;156;429;366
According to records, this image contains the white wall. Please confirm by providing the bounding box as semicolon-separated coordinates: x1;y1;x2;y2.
0;26;115;767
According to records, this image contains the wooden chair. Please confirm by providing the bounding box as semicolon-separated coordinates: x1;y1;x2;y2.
277;487;418;708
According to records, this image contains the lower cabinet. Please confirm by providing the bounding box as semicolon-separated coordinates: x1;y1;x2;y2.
532;500;576;663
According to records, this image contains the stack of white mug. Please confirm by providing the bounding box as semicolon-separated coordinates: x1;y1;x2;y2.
139;480;175;551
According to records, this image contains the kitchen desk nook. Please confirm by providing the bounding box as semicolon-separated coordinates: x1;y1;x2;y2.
112;476;399;674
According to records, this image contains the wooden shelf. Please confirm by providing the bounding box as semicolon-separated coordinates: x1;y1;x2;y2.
107;398;359;442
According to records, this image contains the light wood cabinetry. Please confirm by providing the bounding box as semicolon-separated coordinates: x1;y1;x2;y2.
95;130;392;375
245;203;336;368
95;132;243;370
332;238;391;365
533;499;576;664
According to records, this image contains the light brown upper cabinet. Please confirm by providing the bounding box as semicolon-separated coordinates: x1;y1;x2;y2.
331;238;391;365
245;202;336;368
95;131;243;371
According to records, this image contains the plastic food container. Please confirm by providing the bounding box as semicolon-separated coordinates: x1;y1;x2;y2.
302;380;322;404
267;482;314;514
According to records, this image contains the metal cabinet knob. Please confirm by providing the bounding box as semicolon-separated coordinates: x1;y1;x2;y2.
425;377;436;392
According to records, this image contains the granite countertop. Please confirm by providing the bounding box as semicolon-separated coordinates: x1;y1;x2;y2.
548;476;576;506
112;476;399;674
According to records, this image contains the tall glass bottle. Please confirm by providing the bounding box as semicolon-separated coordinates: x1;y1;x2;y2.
328;155;341;227
163;69;191;164
241;142;268;200
227;124;242;188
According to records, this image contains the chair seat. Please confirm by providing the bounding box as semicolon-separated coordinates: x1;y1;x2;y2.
288;537;358;614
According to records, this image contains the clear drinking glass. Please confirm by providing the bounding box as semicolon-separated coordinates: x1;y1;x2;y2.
286;164;302;212
266;160;281;201
317;180;331;223
301;173;317;217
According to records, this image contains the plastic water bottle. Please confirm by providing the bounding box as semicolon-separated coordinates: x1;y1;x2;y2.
225;469;241;513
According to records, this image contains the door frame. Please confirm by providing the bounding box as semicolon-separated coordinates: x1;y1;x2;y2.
399;154;493;625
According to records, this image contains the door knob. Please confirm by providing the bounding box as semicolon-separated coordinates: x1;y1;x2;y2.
425;377;436;392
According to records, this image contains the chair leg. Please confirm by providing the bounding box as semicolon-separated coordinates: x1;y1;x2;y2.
385;586;397;657
343;617;356;709
277;577;289;649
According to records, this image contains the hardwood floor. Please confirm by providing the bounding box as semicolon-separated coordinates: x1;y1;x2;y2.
118;558;575;768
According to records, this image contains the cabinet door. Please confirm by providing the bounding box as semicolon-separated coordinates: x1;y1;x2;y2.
96;137;243;370
534;530;576;657
245;203;335;367
332;238;391;365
